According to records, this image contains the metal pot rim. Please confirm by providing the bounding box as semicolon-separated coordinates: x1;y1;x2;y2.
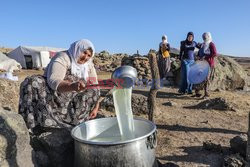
71;117;156;145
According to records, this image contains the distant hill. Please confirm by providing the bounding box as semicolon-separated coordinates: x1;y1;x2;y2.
0;47;13;54
229;56;250;75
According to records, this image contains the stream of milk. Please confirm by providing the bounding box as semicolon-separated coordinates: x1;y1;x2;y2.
112;87;135;140
89;87;135;142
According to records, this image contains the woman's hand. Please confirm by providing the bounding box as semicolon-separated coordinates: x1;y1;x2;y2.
88;102;100;119
71;81;86;92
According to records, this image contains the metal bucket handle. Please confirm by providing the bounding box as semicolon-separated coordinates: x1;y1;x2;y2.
146;130;157;149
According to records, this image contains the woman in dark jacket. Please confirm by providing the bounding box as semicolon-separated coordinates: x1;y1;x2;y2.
178;32;199;94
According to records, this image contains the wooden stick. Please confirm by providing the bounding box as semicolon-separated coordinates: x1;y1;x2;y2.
147;50;160;122
247;112;250;163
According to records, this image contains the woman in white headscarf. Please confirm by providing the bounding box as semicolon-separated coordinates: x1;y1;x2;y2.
19;39;101;132
158;35;171;80
195;32;217;98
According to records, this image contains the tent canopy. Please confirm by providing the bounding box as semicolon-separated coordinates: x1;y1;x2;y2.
0;52;21;72
8;46;66;69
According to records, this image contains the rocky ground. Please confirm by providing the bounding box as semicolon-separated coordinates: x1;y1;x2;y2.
1;71;250;166
100;87;250;167
0;51;250;166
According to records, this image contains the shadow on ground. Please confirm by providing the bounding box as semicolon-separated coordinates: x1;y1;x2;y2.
156;124;245;135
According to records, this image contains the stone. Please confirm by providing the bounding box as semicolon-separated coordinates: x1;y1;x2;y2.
35;129;74;167
0;108;34;167
163;101;177;107
93;50;126;72
203;140;223;153
222;154;246;167
0;79;20;113
185;97;236;111
157;160;179;167
210;56;249;91
230;135;247;157
95;52;249;91
34;151;50;167
100;93;148;115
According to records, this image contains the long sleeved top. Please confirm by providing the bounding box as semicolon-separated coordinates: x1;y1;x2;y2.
158;42;170;55
179;40;198;60
44;51;98;90
204;42;217;67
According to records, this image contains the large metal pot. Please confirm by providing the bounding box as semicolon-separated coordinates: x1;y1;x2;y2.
71;117;157;167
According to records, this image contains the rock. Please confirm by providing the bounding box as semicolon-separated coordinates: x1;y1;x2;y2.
33;129;74;167
230;135;247;157
222;154;246;167
157;160;179;167
163;101;177;107
0;108;34;167
95;52;249;91
171;59;181;71
185;97;236;111
210;56;249;91
203;140;223;153
111;59;121;68
100;93;148;115
34;151;50;167
0;79;20;113
132;94;148;115
93;50;126;72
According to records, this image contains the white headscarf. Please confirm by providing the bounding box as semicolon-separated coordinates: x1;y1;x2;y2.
202;32;212;54
162;35;168;44
67;39;95;81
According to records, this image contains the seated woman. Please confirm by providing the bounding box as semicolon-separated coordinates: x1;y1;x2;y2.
18;39;100;132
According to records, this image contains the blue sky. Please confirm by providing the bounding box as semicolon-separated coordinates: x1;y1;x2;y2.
0;0;249;57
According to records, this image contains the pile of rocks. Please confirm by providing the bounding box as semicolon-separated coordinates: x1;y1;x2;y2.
121;54;249;91
0;107;75;167
93;49;249;91
93;51;128;72
122;55;151;80
121;54;180;86
185;97;237;111
100;92;148;115
202;135;248;166
223;135;248;166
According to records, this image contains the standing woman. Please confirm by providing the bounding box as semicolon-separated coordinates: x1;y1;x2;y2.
19;39;100;132
195;32;217;98
158;35;171;80
178;32;199;94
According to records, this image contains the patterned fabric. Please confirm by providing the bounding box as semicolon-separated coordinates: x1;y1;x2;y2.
18;69;100;130
158;55;171;79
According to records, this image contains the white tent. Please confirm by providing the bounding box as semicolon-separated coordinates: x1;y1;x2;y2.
0;52;21;72
8;46;66;69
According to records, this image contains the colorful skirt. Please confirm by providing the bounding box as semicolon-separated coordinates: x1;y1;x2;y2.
18;75;100;130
